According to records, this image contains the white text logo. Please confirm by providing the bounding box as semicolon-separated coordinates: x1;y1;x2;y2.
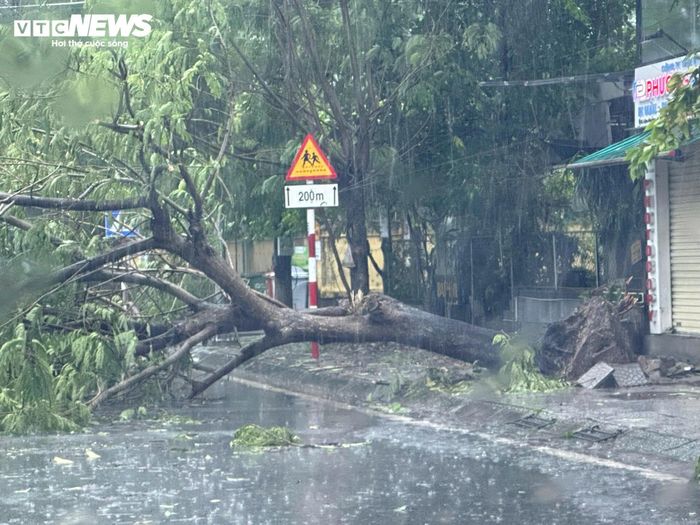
14;14;152;38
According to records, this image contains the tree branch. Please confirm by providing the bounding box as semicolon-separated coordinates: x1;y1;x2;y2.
0;213;33;231
89;324;217;409
133;303;259;356
178;164;204;218
225;24;308;134
52;237;156;284
0;192;148;212
189;334;277;398
368;248;384;278
319;210;352;301
270;1;324;134
98;121;142;134
339;0;365;113
155;231;277;324
85;269;207;311
289;0;350;131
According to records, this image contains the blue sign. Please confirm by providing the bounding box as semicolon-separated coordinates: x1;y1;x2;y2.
105;210;138;238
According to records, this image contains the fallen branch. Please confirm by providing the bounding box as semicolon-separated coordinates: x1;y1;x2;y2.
0;191;148;211
0;213;64;245
0;213;32;231
133;306;237;356
52;237;156;284
189;335;277;398
89;324;217;410
85;269;206;311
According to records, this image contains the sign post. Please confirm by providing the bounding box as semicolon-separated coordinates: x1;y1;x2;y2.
286;134;338;359
306;197;319;358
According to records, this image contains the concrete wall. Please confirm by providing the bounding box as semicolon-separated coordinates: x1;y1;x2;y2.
516;295;582;325
318;235;385;297
226;235;388;298
644;334;700;365
515;293;583;344
227;239;274;276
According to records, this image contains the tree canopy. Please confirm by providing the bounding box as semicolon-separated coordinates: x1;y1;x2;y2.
0;0;636;432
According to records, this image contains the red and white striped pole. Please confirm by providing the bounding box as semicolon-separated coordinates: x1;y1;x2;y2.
307;182;320;359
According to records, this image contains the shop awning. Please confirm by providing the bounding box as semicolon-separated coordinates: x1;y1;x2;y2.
566;131;650;169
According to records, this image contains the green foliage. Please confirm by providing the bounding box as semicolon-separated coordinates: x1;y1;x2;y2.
493;334;568;393
229;424;300;449
462;22;501;60
118;406;148;421
424;367;473;395
0;0;635;432
384;402;406;414
0;321;90;433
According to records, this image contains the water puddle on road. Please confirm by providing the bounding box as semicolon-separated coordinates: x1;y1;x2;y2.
1;381;699;524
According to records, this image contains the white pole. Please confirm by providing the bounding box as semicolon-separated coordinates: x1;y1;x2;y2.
306;181;319;358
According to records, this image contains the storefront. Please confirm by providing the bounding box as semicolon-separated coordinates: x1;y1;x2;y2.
644;145;700;335
569;54;700;360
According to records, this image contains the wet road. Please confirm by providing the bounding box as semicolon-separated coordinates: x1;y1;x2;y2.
1;380;699;524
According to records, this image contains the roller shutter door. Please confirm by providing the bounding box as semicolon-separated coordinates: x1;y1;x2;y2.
669;156;700;333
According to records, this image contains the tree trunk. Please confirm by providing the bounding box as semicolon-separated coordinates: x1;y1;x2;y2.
273;253;293;307
6;192;500;408
381;236;393;294
345;177;370;294
188;293;500;399
149;225;500;398
287;294;499;367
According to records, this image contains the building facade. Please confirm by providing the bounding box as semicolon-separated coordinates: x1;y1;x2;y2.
571;1;700;360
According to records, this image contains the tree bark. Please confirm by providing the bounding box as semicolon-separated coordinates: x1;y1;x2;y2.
0;192;148;211
380;213;393;294
189;293;499;398
273;253;293;307
345;178;370;294
278;295;499;367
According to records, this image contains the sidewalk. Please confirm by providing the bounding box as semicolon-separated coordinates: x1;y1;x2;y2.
194;339;700;481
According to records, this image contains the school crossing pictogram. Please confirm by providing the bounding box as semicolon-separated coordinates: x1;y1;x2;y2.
286;134;337;181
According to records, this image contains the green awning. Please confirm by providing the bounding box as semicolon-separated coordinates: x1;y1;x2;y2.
567;131;650;169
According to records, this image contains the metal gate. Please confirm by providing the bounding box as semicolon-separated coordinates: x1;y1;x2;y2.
669;156;700;333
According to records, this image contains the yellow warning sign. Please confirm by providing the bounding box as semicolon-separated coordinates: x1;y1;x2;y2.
286;134;337;181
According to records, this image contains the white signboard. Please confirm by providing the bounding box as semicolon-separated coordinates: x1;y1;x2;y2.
634;55;700;128
284;184;338;208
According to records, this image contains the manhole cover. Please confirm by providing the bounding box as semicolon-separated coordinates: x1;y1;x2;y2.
571;425;623;442
509;413;557;430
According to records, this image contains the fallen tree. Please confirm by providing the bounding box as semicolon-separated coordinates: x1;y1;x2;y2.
1;192;499;412
0;2;503;430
